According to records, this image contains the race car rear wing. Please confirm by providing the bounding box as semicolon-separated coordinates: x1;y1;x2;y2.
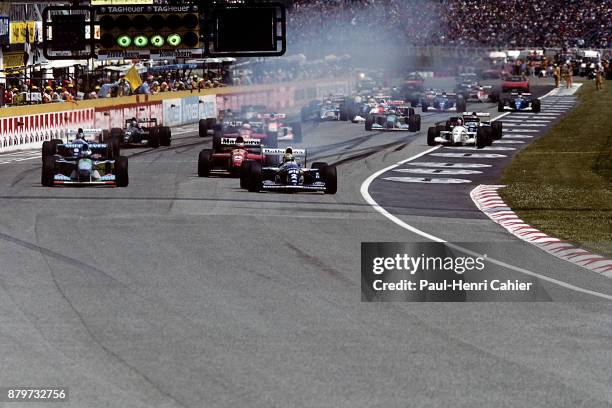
263;148;307;164
66;128;103;137
258;113;286;120
66;128;103;142
221;137;262;147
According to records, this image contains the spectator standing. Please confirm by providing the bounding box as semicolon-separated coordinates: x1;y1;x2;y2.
553;64;561;88
595;67;604;91
567;62;573;88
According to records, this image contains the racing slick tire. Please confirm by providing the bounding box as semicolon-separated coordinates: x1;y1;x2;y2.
300;106;309;123
265;131;278;148
198;149;213;177
476;128;491;149
240;161;253;189
322;165;337;194
421;102;428;112
408;108;415;116
42;140;58;160
115;156;129;187
456;97;467;114
148;128;160;148
110;127;123;140
365;115;373;131
291;122;303;143
212;130;224;151
339;104;348;121
532;99;541;113
199;119;208;137
409;114;421;132
492;121;503;140
247;162;263;192
199;118;217;137
346;104;355;122
427;127;437;146
159;126;171;146
311;162;328;169
41;156;55;186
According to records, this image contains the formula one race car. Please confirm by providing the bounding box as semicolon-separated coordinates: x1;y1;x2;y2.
421;92;467;113
212;120;278;149
502;75;530;93
397;72;426;103
42;128;120;160
198;136;263;180
241;147;337;194
301;95;349;122
427;113;500;148
365;106;421;132
498;92;541;112
454;73;499;102
41;139;128;187
252;112;302;143
111;117;171;148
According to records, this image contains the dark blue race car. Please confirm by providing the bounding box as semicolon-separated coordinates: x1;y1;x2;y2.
422;92;467;113
498;92;541;112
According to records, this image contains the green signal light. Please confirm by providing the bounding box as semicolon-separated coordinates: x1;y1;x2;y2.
150;35;165;48
167;33;182;47
134;35;148;48
117;35;131;48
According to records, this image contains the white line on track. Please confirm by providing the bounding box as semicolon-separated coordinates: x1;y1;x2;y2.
430;152;507;158
360;101;612;300
393;168;483;175
406;162;492;168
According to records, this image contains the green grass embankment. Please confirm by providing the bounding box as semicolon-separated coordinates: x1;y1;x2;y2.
499;81;612;257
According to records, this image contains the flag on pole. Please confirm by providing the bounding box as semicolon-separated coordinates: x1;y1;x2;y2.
125;65;142;92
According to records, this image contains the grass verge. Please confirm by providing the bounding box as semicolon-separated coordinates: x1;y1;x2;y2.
499;81;612;257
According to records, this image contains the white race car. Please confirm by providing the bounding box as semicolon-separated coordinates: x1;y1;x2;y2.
427;113;499;148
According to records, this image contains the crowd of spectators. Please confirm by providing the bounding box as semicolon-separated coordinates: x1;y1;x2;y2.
1;70;227;107
285;0;612;51
438;0;611;49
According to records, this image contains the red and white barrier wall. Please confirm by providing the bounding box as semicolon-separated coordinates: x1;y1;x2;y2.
0;108;95;152
0;77;352;152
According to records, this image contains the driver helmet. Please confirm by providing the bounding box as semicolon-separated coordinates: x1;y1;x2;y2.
456;118;463;126
235;135;245;149
75;128;85;140
131;117;138;127
242;123;252;130
283;147;295;163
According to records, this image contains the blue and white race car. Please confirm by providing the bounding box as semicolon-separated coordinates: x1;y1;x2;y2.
498;92;541;112
241;147;337;194
421;92;467;113
364;106;421;132
41;137;128;187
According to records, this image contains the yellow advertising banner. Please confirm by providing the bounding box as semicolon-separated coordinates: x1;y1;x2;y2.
10;21;36;44
3;52;25;69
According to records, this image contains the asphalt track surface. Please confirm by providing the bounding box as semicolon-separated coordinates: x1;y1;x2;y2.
0;78;610;407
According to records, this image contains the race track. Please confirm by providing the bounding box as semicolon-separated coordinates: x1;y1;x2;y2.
0;79;611;407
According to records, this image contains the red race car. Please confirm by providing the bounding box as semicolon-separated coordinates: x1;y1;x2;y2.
502;75;530;93
198;136;263;181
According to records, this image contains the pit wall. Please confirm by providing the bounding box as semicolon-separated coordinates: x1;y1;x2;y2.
0;78;352;152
